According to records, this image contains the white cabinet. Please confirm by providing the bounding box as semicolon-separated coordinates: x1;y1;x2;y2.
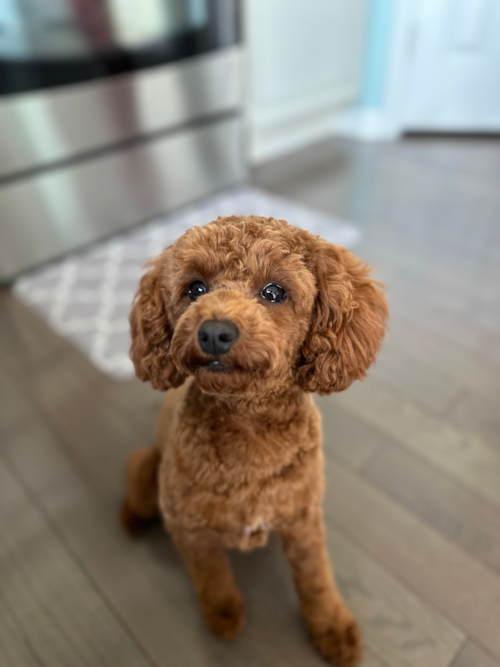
244;0;368;163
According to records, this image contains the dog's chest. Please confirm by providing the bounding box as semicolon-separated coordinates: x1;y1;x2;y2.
214;487;275;550
160;392;323;545
239;516;270;550
164;438;321;546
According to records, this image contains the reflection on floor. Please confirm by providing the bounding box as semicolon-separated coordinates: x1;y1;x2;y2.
1;136;500;667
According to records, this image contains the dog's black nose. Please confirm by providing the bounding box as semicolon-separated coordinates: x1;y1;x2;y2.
198;320;239;356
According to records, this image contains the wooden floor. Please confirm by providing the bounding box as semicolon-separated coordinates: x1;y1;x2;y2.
1;135;500;667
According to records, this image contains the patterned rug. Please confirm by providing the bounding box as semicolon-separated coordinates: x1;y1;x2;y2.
13;186;361;380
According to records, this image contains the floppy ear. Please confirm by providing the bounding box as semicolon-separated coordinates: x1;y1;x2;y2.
296;241;388;395
129;253;186;391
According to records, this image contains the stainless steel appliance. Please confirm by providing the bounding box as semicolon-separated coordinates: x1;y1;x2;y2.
0;0;243;280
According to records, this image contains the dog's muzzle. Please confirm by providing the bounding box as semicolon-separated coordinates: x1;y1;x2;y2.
198;320;239;357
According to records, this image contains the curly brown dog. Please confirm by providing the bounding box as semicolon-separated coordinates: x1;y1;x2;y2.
121;215;387;666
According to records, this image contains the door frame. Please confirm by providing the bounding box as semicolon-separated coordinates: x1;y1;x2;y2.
380;0;422;137
335;0;421;141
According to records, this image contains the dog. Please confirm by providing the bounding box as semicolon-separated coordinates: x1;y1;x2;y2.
121;215;387;666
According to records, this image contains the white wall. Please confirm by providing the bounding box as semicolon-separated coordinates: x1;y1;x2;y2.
244;0;369;164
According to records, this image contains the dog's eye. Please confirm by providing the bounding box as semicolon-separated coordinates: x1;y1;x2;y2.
260;282;287;303
188;280;208;301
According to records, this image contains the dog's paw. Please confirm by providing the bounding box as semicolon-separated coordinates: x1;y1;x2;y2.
311;617;363;667
203;593;245;641
120;501;157;537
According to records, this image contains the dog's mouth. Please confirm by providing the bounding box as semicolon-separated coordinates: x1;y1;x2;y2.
178;347;276;381
189;355;258;395
176;347;279;395
195;358;233;374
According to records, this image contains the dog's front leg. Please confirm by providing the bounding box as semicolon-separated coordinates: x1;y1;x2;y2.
279;508;362;667
170;527;245;640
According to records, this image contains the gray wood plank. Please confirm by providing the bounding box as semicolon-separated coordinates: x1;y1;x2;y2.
314;396;391;469
453;642;500;667
0;291;163;437
27;360;143;501
383;315;500;403
323;455;500;660
368;235;500;304
332;380;500;509
360;653;390;667
0;597;42;667
370;340;462;414
363;445;500;575
393;136;500;185
324;528;462;667
0;456;151;667
451;391;500;449
0;292;161;500
382;284;499;366
380;293;500;382
386;282;500;368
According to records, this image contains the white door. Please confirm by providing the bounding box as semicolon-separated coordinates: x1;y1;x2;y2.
404;0;500;132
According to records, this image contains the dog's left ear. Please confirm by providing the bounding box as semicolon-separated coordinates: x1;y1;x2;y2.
296;241;388;395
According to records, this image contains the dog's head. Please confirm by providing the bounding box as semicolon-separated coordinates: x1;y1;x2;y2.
130;216;387;396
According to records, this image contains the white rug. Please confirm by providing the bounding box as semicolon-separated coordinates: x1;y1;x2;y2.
13;186;361;380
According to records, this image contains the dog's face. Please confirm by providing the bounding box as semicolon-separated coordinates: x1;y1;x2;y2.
130;216;387;396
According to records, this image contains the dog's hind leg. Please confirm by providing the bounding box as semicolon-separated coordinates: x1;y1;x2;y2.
279;508;363;667
170;527;245;641
120;446;161;536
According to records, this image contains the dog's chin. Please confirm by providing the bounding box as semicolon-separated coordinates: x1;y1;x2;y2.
173;355;264;395
192;362;253;395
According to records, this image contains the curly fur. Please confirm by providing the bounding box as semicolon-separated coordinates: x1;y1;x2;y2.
122;215;387;666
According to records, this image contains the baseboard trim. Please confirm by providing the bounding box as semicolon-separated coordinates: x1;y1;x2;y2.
248;104;404;164
334;107;402;142
248;107;340;165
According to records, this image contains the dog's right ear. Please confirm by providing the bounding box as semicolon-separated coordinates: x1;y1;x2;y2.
129;253;186;391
